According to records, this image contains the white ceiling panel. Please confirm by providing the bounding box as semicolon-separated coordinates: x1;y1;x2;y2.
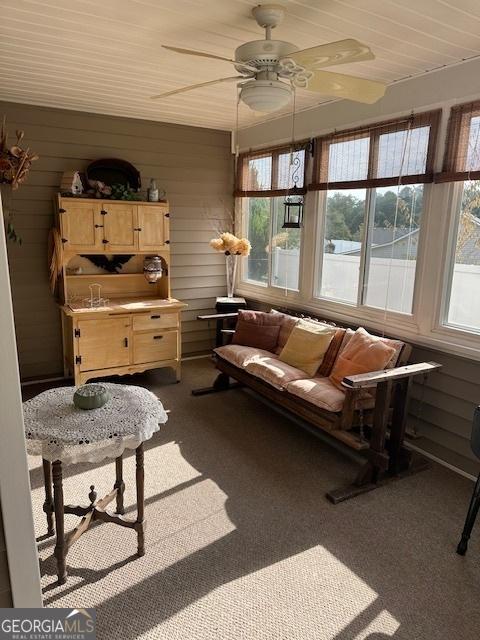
1;0;480;131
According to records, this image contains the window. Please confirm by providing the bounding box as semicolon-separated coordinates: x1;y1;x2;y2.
243;197;301;291
320;188;366;303
313;111;438;314
446;182;480;333
237;144;306;292
364;185;424;313
437;101;480;333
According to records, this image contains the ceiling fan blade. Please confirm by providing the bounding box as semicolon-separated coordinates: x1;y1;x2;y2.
162;45;255;72
300;69;386;104
151;76;244;100
285;39;375;70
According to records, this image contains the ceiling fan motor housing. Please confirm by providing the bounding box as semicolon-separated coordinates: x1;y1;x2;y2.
234;40;298;72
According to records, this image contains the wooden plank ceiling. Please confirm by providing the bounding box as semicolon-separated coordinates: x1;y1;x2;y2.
1;0;480;131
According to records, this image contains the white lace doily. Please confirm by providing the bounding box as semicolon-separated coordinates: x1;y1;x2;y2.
23;383;168;464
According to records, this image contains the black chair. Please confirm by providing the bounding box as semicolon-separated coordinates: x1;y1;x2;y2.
457;406;480;555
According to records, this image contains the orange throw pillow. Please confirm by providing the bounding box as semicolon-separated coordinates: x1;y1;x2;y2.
329;327;396;389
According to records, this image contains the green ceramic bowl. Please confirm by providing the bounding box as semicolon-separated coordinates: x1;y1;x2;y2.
73;384;110;410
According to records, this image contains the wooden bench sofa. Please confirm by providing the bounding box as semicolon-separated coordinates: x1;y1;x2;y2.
194;309;441;503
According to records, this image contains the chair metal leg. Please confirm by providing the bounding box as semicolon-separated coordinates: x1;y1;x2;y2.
457;473;480;555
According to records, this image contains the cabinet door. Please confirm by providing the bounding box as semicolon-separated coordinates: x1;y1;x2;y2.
137;205;169;251
77;317;131;372
59;200;102;251
102;203;138;251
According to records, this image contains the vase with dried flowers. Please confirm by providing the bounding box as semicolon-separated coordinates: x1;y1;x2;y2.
210;232;251;298
0;116;39;244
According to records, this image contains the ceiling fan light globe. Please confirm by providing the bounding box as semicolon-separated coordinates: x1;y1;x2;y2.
240;79;292;112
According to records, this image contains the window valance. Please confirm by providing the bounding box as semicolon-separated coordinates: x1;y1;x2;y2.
435;100;480;183
309;110;441;191
235;144;307;197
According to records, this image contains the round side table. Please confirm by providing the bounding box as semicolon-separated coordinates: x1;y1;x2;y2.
23;383;168;585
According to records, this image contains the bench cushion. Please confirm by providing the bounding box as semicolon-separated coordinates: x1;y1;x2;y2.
245;356;308;390
285;377;346;413
214;344;274;368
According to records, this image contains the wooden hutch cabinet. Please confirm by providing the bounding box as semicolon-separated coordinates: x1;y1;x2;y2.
55;195;186;386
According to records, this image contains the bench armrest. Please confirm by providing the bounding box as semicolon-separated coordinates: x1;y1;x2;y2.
341;361;442;389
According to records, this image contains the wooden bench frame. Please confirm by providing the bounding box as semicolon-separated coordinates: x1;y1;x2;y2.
194;312;442;502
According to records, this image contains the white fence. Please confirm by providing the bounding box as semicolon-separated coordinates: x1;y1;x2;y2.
272;248;480;329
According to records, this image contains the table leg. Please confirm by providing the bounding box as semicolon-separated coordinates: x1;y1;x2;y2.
42;459;54;537
135;444;145;557
114;455;125;515
52;460;67;585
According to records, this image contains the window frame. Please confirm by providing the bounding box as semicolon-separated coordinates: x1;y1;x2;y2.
438;180;480;337
239;196;304;295
313;184;427;319
235;106;480;362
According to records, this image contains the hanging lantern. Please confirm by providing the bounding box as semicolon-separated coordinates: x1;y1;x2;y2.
283;186;304;229
143;255;163;283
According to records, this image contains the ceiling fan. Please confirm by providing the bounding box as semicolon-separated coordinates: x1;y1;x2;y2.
151;4;386;113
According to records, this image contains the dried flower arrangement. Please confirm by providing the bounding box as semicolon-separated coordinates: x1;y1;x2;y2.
210;232;251;256
210;232;251;298
0;117;38;189
1;117;39;244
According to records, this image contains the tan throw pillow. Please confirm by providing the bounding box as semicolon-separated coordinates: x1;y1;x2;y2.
329;327;396;389
278;319;336;377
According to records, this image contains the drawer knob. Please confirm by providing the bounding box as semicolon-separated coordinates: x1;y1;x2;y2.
153;335;163;340
151;315;161;319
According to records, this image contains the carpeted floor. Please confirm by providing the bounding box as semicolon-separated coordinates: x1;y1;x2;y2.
25;357;480;640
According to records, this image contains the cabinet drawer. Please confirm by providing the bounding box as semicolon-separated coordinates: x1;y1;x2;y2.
133;311;178;332
133;331;178;364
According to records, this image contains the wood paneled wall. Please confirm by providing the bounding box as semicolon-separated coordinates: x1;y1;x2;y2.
410;346;480;476
0;101;233;379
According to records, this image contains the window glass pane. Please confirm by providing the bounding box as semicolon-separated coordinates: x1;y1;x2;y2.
318;189;366;303
447;180;480;331
247;156;272;190
270;198;300;291
364;186;423;314
328;137;370;182
377;126;429;178
278;150;305;189
245;198;270;284
466;116;480;171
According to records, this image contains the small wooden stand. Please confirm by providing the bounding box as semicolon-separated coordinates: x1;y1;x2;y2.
42;444;145;586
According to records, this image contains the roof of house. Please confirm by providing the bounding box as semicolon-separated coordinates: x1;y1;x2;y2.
327;216;480;264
